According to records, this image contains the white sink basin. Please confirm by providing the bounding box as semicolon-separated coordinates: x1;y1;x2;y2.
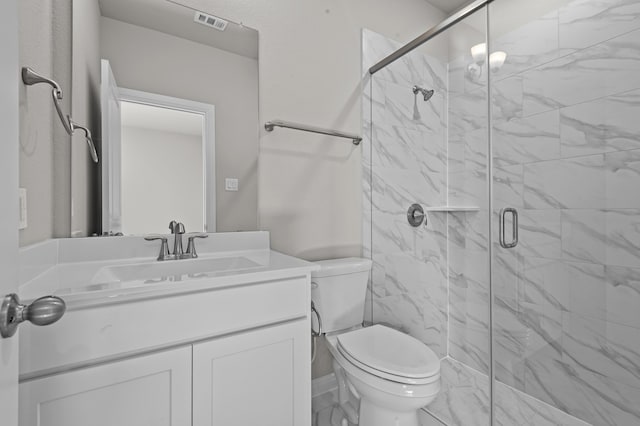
92;256;261;283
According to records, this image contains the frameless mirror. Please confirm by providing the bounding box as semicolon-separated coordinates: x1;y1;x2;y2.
74;0;259;237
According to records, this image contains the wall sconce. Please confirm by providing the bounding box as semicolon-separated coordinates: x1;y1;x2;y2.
467;42;507;81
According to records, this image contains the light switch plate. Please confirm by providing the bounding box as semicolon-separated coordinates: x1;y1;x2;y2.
225;178;239;191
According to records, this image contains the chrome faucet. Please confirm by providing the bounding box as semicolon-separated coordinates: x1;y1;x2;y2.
169;220;186;257
146;222;208;261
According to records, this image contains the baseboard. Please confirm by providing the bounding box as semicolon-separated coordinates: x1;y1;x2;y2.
312;373;337;398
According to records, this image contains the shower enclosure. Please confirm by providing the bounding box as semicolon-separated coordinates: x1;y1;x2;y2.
363;0;640;424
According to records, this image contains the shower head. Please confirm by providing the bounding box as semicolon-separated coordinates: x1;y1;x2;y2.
412;85;435;101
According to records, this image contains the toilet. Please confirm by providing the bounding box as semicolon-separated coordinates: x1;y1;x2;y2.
311;258;440;426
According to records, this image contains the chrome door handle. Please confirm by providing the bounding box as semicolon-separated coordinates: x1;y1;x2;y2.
499;207;519;249
0;294;66;338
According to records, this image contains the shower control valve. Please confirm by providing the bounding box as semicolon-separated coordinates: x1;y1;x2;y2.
407;203;426;227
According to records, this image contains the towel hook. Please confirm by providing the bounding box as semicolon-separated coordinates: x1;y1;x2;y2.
21;67;99;163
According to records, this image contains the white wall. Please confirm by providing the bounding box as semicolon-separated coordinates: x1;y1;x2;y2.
18;0;73;246
121;126;204;235
100;17;259;232
179;0;445;260
71;0;101;237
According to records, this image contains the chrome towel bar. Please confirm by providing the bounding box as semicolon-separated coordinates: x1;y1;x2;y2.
265;119;362;145
21;67;99;163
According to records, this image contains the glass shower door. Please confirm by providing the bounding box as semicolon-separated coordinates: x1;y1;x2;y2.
363;5;492;425
489;0;640;424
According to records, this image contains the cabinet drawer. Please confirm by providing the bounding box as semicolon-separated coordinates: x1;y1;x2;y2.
21;276;309;377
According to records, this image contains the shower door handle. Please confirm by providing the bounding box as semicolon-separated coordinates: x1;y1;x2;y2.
499;207;518;249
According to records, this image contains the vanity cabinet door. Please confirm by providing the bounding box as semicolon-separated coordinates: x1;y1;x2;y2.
193;319;311;426
19;346;192;426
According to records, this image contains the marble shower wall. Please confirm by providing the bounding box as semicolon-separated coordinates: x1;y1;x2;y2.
362;29;449;358
490;0;640;425
363;0;640;422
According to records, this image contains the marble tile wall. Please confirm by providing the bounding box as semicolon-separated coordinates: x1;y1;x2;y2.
362;28;449;358
362;0;640;422
490;0;640;425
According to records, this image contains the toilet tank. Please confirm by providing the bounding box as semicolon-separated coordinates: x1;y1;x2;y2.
311;257;372;334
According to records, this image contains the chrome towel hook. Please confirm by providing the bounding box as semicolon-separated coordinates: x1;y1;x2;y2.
21;67;99;164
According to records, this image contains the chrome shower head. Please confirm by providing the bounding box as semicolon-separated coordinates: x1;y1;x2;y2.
412;85;435;101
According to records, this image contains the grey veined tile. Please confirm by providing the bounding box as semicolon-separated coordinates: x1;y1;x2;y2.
493;109;561;167
563;313;640;391
448;87;488;138
495;379;591;426
523;28;640;117
524;155;605;209
605;265;640;329
605;148;640;209
605;209;640;268
561;209;606;264
492;74;524;123
559;0;640;50
372;293;447;358
424;358;490;426
560;88;640;158
494;165;524;208
371;124;445;177
491;8;575;80
518;209;562;259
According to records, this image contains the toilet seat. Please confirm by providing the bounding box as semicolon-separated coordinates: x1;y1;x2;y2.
336;325;440;385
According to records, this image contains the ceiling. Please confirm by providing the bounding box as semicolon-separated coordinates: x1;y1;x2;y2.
98;0;259;59
427;0;474;14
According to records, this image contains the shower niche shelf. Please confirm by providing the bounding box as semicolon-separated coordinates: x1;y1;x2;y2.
423;206;479;212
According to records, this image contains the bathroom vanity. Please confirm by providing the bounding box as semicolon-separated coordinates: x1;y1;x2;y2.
17;232;316;426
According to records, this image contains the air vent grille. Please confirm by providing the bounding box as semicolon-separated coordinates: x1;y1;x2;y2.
194;11;228;31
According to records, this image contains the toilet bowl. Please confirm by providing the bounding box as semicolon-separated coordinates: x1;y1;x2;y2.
326;325;440;426
311;258;441;426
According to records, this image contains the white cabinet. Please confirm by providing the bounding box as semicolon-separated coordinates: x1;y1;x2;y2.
18;272;312;426
193;320;310;426
19;320;310;426
19;346;192;426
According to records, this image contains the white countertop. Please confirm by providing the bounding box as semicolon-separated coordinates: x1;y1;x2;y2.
19;232;319;310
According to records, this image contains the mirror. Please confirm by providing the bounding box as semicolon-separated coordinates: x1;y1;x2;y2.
103;83;215;235
17;0;259;244
95;0;259;236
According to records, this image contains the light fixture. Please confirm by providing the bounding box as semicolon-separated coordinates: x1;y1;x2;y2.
470;43;487;64
489;51;507;72
467;43;507;81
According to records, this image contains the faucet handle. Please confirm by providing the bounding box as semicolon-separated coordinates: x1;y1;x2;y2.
185;233;208;258
144;234;171;261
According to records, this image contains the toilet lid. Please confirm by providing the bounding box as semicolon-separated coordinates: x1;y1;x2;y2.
337;325;440;379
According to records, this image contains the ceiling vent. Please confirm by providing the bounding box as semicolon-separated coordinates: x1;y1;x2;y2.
193;11;228;31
